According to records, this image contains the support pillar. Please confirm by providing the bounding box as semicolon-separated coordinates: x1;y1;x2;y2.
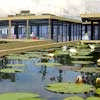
61;22;63;42
91;21;94;40
85;24;87;33
8;20;11;38
57;21;59;42
73;24;74;41
76;24;78;40
48;19;53;40
68;23;71;41
51;20;54;40
14;25;18;39
98;22;100;40
80;24;82;40
26;19;30;39
65;24;67;41
37;25;39;38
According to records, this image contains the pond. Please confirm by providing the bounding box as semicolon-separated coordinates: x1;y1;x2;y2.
0;45;100;100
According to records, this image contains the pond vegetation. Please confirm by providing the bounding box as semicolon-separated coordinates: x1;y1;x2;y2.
0;42;100;100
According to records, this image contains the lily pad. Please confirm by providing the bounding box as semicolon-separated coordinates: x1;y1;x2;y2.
72;61;94;65
54;50;69;56
24;53;42;58
0;68;23;73
7;64;25;67
7;55;29;60
96;88;100;95
36;63;62;67
0;92;40;100
46;82;95;94
77;67;100;73
86;97;100;100
71;56;93;59
18;97;42;100
64;96;84;100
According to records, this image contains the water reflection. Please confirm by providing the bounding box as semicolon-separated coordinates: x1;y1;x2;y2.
0;72;16;82
40;65;47;81
57;70;63;82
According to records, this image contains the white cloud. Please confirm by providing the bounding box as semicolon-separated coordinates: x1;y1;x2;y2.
0;0;98;19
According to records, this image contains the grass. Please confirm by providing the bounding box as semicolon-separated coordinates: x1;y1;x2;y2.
46;82;95;94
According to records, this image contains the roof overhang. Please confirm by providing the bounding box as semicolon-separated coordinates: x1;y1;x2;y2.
80;13;100;22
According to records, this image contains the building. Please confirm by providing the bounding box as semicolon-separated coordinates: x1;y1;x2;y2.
1;10;100;41
81;13;100;40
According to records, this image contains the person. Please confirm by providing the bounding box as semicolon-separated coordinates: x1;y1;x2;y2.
30;32;36;39
82;33;89;40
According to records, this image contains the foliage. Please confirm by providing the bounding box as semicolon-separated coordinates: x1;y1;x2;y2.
46;82;94;94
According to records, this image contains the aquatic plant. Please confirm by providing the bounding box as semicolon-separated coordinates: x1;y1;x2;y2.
7;64;25;67
72;61;93;65
96;88;100;95
0;92;42;100
71;56;93;59
54;50;69;56
86;97;100;100
36;63;62;67
64;96;84;100
0;68;23;73
46;82;95;94
76;67;100;73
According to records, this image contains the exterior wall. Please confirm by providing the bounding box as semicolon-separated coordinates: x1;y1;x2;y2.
82;24;99;40
0;19;82;41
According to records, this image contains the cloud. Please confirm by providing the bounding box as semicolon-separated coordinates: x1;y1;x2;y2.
0;0;92;19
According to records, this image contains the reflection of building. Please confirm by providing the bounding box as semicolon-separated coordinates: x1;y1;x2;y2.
0;73;16;82
0;10;82;41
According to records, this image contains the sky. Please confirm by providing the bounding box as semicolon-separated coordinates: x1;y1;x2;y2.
0;0;99;19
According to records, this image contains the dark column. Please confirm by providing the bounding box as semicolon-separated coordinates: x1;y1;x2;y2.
68;23;71;41
57;21;59;42
8;20;12;38
61;22;63;42
85;24;87;33
30;26;32;34
76;24;77;40
77;24;80;40
65;24;67;41
26;19;30;39
73;24;74;41
51;20;54;40
48;19;54;40
80;24;82;40
91;21;94;40
98;22;100;40
37;24;39;38
14;25;19;39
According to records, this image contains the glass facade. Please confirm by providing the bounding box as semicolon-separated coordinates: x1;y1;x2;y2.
0;18;99;41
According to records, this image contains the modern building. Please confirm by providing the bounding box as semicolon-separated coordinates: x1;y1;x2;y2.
81;13;100;40
0;10;99;41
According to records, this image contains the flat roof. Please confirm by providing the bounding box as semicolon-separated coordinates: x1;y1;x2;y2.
0;15;81;23
80;13;100;18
